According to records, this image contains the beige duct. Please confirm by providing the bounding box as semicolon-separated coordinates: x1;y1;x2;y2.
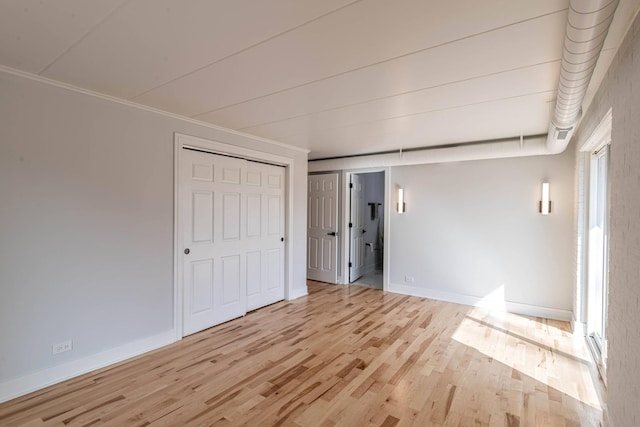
308;135;548;172
310;0;620;172
546;0;619;153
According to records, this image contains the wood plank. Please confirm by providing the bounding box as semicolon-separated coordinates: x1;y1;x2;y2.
0;281;603;426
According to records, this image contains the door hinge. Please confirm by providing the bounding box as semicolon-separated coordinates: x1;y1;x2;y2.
349;262;352;267
349;222;353;228
349;183;353;188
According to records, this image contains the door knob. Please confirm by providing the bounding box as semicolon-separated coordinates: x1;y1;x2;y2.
327;231;337;236
281;237;284;242
184;248;190;255
362;229;367;234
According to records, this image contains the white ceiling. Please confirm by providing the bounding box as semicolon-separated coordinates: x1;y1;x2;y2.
1;0;638;159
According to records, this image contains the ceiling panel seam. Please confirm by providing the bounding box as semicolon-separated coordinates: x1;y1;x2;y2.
38;0;131;75
187;7;569;118
245;90;555;140
129;0;363;101
231;59;562;131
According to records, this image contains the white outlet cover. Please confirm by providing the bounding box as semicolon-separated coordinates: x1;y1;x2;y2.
52;340;73;355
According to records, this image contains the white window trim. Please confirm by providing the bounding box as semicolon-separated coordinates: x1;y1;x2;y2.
580;108;612;153
582;110;613;385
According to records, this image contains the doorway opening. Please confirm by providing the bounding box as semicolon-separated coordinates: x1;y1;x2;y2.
348;171;385;289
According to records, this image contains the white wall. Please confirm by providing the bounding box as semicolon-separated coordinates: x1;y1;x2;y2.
0;70;308;400
571;10;640;426
388;150;575;317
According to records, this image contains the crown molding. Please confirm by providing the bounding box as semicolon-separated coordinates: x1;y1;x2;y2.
0;65;309;154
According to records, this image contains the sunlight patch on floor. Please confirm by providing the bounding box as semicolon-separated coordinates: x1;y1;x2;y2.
452;307;601;410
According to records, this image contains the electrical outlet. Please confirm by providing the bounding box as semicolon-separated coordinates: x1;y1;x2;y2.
52;340;73;355
404;275;414;283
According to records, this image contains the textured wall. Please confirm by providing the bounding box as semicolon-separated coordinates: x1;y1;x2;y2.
571;11;640;427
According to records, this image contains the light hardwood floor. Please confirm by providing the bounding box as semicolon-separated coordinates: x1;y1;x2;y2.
0;281;603;426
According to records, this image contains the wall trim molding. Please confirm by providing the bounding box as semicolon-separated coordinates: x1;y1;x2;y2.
0;329;176;404
571;316;586;336
0;65;309;155
388;283;572;321
580;108;612;153
288;288;309;301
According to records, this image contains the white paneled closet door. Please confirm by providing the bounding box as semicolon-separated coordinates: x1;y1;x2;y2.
181;149;284;336
245;161;285;311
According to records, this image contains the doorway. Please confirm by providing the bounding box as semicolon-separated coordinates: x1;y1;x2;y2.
348;171;385;289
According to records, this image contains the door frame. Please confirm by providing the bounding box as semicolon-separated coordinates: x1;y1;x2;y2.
586;144;611;379
174;133;294;340
341;168;390;290
577;108;612;382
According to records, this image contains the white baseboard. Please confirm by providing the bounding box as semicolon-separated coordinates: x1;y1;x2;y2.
388;283;572;321
0;329;176;404
288;287;309;300
504;300;572;322
571;316;586;336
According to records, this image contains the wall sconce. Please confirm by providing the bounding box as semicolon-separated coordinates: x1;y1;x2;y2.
539;182;551;215
397;188;406;213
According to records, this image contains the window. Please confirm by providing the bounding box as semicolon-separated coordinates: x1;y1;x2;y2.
587;145;609;365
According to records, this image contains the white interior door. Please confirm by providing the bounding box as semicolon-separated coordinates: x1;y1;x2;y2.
349;174;365;282
307;173;339;283
181;148;285;336
245;161;285;311
181;149;246;335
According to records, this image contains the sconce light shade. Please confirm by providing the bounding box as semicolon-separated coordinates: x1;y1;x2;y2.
539;182;551;215
397;188;406;213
